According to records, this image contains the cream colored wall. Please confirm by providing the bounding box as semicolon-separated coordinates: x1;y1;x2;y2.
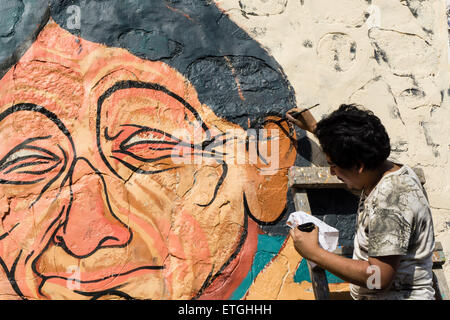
217;0;450;289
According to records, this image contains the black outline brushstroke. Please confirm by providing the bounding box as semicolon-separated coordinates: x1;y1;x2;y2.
254;129;269;165
0;250;26;299
15;160;62;175
143;146;180;151
247;113;300;166
0;153;56;172
0;156;50;172
5;160;50;173
109;155;181;175
122;140;180;150
262;117;298;152
201;132;231;152
5;160;49;174
0;104;75;153
40;264;166;283
111;149;201;164
24;250;34;265
35;261;163;299
243;192;287;226
40;205;66;244
243;116;296;226
75;287;134;300
104;127;123;141
0;223;20;241
195;161;228;207
0;178;45;185
88;290;134;300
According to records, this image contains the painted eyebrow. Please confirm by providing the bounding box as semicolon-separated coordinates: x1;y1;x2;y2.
97;80;211;139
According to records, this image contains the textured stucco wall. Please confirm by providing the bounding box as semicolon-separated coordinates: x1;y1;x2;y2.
0;0;448;300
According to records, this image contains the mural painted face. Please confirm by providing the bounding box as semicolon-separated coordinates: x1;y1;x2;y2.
0;22;297;299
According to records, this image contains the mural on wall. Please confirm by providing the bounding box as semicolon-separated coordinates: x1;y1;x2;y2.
0;0;356;300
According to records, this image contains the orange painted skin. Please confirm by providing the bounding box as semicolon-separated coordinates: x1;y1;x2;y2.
0;21;297;300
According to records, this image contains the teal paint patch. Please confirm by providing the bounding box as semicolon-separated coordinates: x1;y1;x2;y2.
230;234;285;300
293;258;311;282
293;258;345;284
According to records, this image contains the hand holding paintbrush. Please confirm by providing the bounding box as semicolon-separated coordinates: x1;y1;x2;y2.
285;104;319;134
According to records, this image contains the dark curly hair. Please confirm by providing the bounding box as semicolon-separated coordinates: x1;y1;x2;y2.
314;104;391;170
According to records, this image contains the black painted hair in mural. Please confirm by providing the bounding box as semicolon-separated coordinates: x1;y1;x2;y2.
314;104;391;170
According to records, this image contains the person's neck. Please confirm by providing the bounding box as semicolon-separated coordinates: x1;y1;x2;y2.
362;160;397;196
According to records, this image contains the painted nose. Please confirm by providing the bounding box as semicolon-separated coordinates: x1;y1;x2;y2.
54;158;131;258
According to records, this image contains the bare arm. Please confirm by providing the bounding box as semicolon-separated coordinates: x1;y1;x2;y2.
290;227;400;290
285;108;317;134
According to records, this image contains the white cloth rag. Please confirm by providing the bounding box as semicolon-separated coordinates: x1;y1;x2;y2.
287;210;340;268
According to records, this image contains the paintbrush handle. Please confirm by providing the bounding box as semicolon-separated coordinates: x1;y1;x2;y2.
289;104;319;118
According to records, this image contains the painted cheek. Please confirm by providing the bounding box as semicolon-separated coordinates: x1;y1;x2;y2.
101;172;174;264
164;209;213;297
0;187;70;298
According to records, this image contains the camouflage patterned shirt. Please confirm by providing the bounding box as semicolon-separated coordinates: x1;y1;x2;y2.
350;164;435;300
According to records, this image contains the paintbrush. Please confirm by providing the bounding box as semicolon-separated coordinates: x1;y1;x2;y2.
287;103;320;119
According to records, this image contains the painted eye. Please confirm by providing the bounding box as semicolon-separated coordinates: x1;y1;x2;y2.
120;128;181;152
114;127;192;165
108;126;194;174
0;146;62;184
107;124;225;175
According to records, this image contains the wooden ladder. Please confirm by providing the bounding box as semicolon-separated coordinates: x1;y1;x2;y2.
288;166;449;300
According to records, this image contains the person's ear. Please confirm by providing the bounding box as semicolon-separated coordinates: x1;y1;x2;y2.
243;116;297;224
